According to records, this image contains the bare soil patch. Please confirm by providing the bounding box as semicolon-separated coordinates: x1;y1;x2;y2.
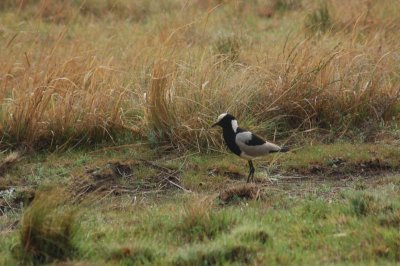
285;157;399;177
71;160;187;202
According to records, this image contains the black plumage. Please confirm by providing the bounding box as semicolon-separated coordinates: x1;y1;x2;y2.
212;113;288;182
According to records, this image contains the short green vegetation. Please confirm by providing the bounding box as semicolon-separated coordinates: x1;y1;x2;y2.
1;143;400;265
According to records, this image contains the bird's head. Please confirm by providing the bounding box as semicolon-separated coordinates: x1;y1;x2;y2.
211;113;238;131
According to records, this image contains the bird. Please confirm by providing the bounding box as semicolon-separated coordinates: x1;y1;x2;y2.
212;113;288;183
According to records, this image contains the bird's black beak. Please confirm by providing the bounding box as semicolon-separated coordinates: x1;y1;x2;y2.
211;122;218;128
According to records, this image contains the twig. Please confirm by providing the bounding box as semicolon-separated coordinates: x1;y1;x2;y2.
162;177;190;192
88;143;147;154
139;159;173;172
140;159;191;192
1;198;15;215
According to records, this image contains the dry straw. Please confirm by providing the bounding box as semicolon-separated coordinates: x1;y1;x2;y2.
0;0;399;151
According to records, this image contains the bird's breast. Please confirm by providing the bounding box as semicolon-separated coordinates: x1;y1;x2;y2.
222;131;242;157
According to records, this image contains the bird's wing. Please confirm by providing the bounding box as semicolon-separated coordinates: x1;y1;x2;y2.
244;132;266;146
235;131;281;158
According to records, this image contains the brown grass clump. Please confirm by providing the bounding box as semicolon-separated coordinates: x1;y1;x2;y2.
13;189;77;264
219;184;259;204
0;0;30;11
0;151;21;176
145;60;177;144
0;0;181;22
1;32;134;150
173;199;235;242
174;243;256;265
107;246;155;265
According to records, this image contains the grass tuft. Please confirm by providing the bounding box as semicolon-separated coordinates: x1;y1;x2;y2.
214;35;241;62
108;246;155;265
13;189;77;264
305;1;332;34
351;193;376;216
350;192;394;217
236;227;270;245
378;209;400;228
0;151;21;176
272;0;302;12
173;200;235;242
218;184;259;204
174;243;256;266
144;60;176;144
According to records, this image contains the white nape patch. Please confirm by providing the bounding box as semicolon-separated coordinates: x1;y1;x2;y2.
216;113;228;123
231;120;238;133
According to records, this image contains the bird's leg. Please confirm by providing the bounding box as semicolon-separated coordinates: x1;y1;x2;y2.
247;160;255;183
250;160;255;182
247;160;251;183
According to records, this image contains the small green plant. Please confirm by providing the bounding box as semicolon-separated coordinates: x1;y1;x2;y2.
214;35;241;62
304;2;332;34
351;193;375;216
273;0;302;12
301;200;330;219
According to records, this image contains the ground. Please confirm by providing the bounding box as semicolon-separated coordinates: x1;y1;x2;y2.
1;143;399;265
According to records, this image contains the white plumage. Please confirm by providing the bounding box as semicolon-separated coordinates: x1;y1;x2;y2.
212;113;288;182
236;131;281;159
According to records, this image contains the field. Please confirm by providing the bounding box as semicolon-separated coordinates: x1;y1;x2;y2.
0;0;400;265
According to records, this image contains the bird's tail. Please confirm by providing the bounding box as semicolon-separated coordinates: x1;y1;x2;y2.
279;146;289;152
269;145;289;153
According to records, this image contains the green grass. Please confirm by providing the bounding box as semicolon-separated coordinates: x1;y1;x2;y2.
1;143;400;265
5;182;398;265
272;143;400;175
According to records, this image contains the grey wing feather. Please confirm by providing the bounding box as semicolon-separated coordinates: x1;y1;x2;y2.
235;131;281;158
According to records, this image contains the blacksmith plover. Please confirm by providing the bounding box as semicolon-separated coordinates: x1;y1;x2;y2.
212;113;288;183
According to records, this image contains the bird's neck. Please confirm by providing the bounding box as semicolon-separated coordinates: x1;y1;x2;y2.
222;126;241;156
222;126;235;138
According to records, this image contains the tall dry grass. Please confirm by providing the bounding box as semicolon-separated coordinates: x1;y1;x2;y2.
0;33;131;149
0;0;399;151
